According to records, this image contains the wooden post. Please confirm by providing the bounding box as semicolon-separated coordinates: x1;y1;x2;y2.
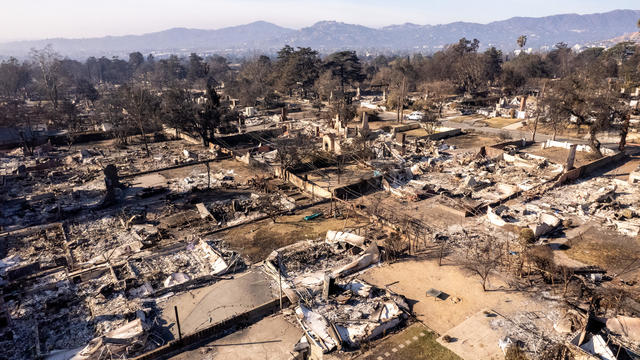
174;306;182;341
277;252;283;310
206;162;211;189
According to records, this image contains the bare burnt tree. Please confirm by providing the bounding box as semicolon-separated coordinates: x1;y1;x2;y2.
559;266;575;298
273;133;312;175
384;231;407;262
119;84;160;156
465;236;504;291
256;193;287;223
61;98;81;149
30;45;63;113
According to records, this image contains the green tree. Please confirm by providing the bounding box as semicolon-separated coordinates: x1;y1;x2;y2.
162;83;231;146
483;47;503;84
544;64;629;157
152;55;186;87
128;52;145;71
226;55;273;107
161;86;195;137
323;51;365;93
187;53;208;84
275;46;320;98
441;38;486;94
206;55;231;83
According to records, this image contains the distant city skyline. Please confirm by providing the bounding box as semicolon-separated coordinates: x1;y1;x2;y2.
1;0;639;42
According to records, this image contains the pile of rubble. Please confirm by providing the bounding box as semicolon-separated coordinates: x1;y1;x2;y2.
384;146;562;207
500;177;640;238
262;231;410;356
0;213;245;360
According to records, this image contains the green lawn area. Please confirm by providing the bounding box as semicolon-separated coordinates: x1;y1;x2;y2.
360;323;461;360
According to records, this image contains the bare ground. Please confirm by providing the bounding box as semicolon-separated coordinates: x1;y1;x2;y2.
219;203;368;263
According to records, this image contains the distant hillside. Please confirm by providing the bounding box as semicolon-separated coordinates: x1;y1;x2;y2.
594;31;640;47
1;10;639;58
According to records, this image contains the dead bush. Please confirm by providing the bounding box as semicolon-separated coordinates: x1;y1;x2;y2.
527;245;557;282
518;227;535;246
498;130;512;140
505;344;528;360
384;232;407;261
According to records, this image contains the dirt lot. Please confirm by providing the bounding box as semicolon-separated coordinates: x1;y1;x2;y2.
442;132;503;150
355;193;471;232
303;165;375;190
602;150;640;181
359;258;558;360
445;115;484;124
565;227;640;282
219;203;368;262
521;143;598;168
520;122;600;139
476;117;522;129
404;128;430;137
159;158;262;183
359;258;550;335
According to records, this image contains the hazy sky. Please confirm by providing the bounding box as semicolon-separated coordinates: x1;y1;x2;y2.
1;0;638;41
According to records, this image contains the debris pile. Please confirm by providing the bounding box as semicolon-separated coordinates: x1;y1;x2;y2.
263;231;410;355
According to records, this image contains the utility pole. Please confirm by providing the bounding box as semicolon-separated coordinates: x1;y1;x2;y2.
174;306;182;341
277;252;283;310
329;189;333;217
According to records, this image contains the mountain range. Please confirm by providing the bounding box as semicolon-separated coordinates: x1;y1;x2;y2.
1;9;639;59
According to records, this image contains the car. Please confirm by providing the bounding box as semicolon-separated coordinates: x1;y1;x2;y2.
407;111;424;121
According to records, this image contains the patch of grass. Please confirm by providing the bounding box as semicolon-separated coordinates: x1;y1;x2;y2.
363;324;461;360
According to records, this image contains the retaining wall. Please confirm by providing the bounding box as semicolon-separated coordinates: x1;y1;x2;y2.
275;167;333;199
392;123;421;134
427;128;463;140
556;152;626;185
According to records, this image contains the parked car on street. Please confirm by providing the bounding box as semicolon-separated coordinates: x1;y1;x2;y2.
407;111;424;121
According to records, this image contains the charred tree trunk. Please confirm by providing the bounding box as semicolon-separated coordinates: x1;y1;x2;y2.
136;118;150;157
619;114;630;152
588;126;603;158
